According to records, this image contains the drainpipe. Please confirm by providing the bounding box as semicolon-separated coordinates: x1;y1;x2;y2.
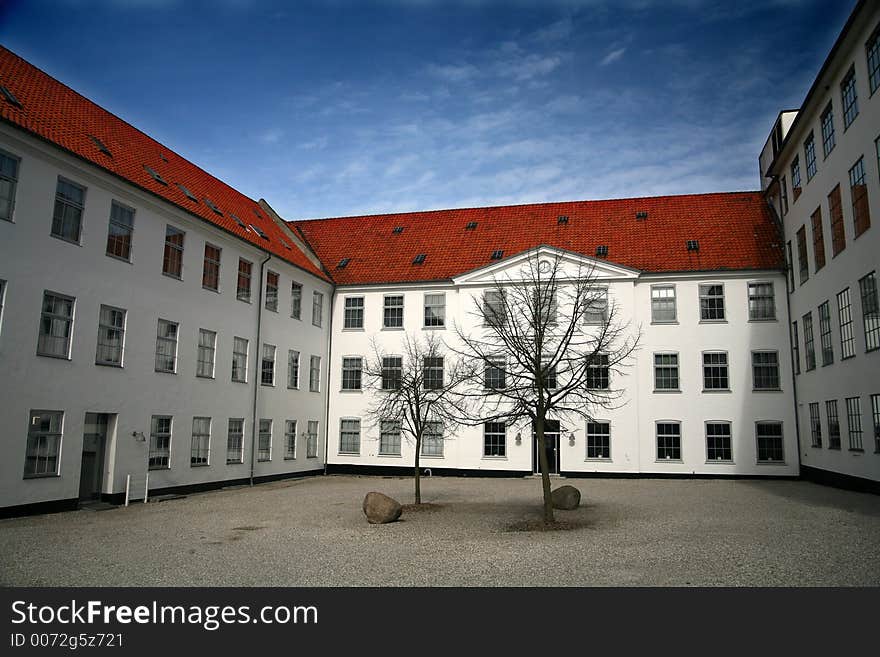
323;288;334;476
783;276;803;474
250;253;272;487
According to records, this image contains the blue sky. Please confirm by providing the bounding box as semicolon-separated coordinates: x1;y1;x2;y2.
0;0;852;219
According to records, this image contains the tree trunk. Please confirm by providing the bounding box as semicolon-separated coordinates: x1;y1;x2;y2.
414;437;421;505
535;415;555;524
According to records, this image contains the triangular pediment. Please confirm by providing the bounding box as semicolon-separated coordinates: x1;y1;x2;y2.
452;245;640;286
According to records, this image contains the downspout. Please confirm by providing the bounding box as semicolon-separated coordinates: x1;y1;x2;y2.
784;276;803;474
323;288;334;476
250;253;272;486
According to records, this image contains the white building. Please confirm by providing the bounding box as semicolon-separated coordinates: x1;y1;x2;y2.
760;0;880;490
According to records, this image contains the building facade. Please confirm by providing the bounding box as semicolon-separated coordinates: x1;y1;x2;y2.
760;0;880;488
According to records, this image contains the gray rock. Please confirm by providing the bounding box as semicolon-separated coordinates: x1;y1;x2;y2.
363;492;402;524
551;485;581;510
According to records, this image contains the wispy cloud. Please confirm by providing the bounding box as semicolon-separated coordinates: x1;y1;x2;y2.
599;48;626;66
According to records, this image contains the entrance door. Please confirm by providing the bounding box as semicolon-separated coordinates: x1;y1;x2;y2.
533;420;560;474
80;413;108;501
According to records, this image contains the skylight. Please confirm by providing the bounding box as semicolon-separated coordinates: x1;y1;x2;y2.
249;224;268;239
595;245;608;257
0;85;22;108
177;184;197;202
230;214;248;230
144;165;167;185
413;254;426;265
557;215;569;224
88;135;111;157
204;198;223;216
490;249;504;260
159;153;168;162
636;211;648;220
686;239;699;251
281;240;292;250
465;221;478;230
393;226;404;234
338;258;350;268
253;208;263;219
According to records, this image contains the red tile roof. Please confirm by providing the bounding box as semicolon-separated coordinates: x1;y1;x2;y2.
292;192;783;285
0;46;328;281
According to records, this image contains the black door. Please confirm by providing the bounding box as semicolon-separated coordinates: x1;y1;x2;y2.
533;420;560;474
79;413;107;501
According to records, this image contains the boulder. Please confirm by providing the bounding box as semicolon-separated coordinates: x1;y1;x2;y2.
551;485;581;510
363;492;402;524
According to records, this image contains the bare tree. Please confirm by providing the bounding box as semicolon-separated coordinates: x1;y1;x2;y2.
362;332;469;504
451;249;640;524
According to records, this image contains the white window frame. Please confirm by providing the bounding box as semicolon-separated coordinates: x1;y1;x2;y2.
227;418;245;464
307;420;319;458
236;258;252;302
258;419;272;462
155;318;179;373
702;351;730;391
379;419;402;456
0;147;20;223
202;243;222;292
748;281;776;321
51;176;86;244
284;419;297;460
190;416;211;466
586;421;611;460
196;328;217;379
37;291;75;359
341;356;363;391
698;283;726;322
291;281;302;319
261;343;276;386
751;350;780;391
339;417;361;455
105;200;135;262
583;287;608;325
483;421;506;458
383;294;404;329
705;421;733;463
656;421;682;461
23;410;63;478
312;291;323;327
265;270;279;312
653;352;680;391
288;349;300;389
95;304;126;367
755;421;784;463
309;355;321;392
424;293;446;328
421;421;444;457
149;415;172;470
650;285;677;323
162;225;185;279
343;296;365;330
232;337;248;383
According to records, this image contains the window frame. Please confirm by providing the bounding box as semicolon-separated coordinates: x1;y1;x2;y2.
95;304;126;367
421;421;444;457
226;418;245;464
655;421;682;462
702;351;730;392
840;65;859;130
265;270;279;312
827;399;842;450
232;336;248;383
257;418;272;462
51;176;86;245
162;225;185;279
339;417;361;455
201;243;222;292
751;350;780;391
818;300;834;366
190;416;211;467
423;292;446;329
23;410;63;478
37;291;75;360
309;355;321;392
0;147;20;223
698;283;726;322
820;102;835;158
341;356;363;391
379;419;402;456
148;415;172;470
290;281;302;319
343;296;365;330
236;258;252;303
154;318;179;373
808;402;822;448
650;284;677;324
845;396;863;451
261;343;276;387
383;294;404;329
312;291;324;327
653;352;680;392
196;328;217;379
105;200;135;262
755;421;785;464
483;421;507;458
858;272;879;352
284;419;298;460
849;156;871;239
705;421;733;463
306;420;319;458
837;288;856;359
288;349;300;389
586;421;611;460
803;311;816;371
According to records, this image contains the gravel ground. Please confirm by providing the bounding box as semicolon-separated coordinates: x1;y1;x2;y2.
1;475;879;586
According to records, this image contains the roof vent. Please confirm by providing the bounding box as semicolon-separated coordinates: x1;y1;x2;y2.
557;215;569;224
253;208;263;219
159;153;168;162
177;184;197;202
249;224;268;239
204;198;223;216
490;249;504;260
392;226;404;234
144;165;168;186
281;239;292;250
595;245;608;257
636;211;648;220
686;239;699;251
0;85;22;108
88;135;112;157
465;221;478;230
230;214;248;231
337;258;350;269
413;253;426;265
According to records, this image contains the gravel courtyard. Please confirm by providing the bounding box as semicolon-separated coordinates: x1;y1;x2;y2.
1;475;879;586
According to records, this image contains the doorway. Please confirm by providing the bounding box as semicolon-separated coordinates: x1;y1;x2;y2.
533;419;560;474
80;413;110;501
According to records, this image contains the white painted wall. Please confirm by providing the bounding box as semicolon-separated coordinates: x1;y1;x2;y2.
0;126;331;509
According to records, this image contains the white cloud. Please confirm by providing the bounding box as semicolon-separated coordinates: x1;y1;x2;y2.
599;48;626;66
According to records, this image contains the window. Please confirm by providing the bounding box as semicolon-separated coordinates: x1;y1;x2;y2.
290;282;302;319
95;305;125;366
534;286;557;325
791;157;802;201
236;259;252;302
584;288;608;325
162;225;185;278
37;291;74;358
484;357;506;390
227;419;244;464
265;271;279;311
424;293;446;328
791;321;801;375
339;418;361;454
232;337;248;383
483;289;506;326
106;201;134;260
820;103;835;157
383;295;404;328
869;25;880;94
752;351;780;390
202;244;221;291
312;291;323;327
786;242;794;293
423;357;444;390
586;354;610;389
845;397;863;451
379;420;401;456
191;417;210;466
654;353;679;390
381;356;402;390
837;288;855;359
656;423;681;460
0;279;5;337
818;301;834;365
343;297;364;329
841;65;858;129
699;284;725;321
804;132;817;181
809;402;822;448
756;422;784;462
155;319;178;373
307;420;319;458
542;359;557;390
258;419;272;461
586;422;611;459
24;410;62;477
196;329;216;378
288;349;300;389
828;185;846;256
849;157;871;238
651;285;676;322
702;352;729;390
706;422;732;462
261;344;276;386
780;176;788;215
0;148;20;221
421;421;443;457
484;422;506;457
285;420;297;459
803;312;816;371
859;272;880;351
796;226;809;284
309;355;321;392
827;400;842;449
811;207;826;271
342;357;362;390
149;415;172;469
871;394;880;452
52;177;85;243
